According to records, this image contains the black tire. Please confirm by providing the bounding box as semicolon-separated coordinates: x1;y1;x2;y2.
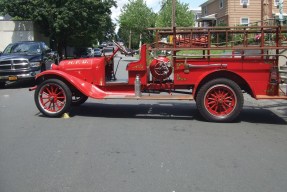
71;92;88;106
45;61;53;70
0;82;5;88
196;78;243;122
34;79;72;117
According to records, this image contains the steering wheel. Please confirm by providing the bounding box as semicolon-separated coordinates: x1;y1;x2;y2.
113;40;129;55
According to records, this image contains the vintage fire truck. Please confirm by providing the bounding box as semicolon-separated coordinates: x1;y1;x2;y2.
30;25;287;122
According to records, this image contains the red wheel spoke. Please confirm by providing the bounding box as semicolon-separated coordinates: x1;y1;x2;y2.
39;83;68;114
44;87;52;95
224;96;233;101
41;91;49;96
42;99;50;106
204;84;237;117
222;92;229;98
56;100;65;109
207;100;216;105
214;105;219;112
210;93;217;98
50;85;54;94
223;102;231;108
54;86;59;93
221;104;228;111
209;103;217;110
51;102;56;112
47;101;53;110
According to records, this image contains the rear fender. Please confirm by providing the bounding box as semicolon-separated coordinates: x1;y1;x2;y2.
193;70;253;99
36;70;107;98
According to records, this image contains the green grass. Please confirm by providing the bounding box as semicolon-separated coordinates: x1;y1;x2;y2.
177;49;229;55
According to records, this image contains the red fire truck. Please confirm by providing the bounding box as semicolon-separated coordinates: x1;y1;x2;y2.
30;25;287;122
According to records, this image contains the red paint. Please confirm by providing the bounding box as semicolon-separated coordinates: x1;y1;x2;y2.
204;84;237;117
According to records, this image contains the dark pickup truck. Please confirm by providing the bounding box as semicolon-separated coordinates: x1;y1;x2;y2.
0;41;58;87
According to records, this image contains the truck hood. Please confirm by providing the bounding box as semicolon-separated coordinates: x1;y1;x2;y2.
0;54;42;62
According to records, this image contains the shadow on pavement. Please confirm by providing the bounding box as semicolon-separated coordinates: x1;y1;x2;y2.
68;101;287;125
70;102;199;121
0;80;35;89
240;108;287;125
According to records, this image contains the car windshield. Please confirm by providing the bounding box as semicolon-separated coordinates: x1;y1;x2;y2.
3;43;42;55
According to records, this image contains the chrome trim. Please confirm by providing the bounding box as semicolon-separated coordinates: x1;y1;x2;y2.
0;58;30;71
0;70;41;80
188;63;228;69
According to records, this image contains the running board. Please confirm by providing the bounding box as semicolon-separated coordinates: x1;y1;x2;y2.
256;95;287;99
104;94;194;100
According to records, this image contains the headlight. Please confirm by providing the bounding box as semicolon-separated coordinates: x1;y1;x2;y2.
30;62;41;67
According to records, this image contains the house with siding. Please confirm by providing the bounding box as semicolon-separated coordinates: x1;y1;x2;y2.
198;0;287;26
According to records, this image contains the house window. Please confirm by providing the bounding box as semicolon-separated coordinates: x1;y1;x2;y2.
220;0;224;8
240;17;249;26
240;0;249;5
203;6;207;15
274;0;279;6
218;19;225;25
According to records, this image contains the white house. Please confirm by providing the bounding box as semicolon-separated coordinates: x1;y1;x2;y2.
0;15;48;51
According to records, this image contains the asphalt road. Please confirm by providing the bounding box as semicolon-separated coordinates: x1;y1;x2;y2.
1;55;287;192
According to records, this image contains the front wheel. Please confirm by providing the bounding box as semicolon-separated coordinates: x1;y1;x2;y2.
196;78;243;122
34;79;72;117
0;82;5;88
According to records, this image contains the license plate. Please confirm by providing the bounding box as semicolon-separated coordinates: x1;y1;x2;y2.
8;76;18;81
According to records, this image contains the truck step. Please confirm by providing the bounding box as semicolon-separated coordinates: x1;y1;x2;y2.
104;94;194;100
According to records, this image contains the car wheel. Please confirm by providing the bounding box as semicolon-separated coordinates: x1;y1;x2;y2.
41;63;46;72
35;79;72;117
45;61;53;70
0;82;5;88
71;92;88;106
196;78;243;122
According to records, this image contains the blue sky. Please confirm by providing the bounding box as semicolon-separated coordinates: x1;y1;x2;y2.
180;0;206;9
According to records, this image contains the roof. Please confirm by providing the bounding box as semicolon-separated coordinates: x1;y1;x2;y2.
199;0;216;7
196;14;217;22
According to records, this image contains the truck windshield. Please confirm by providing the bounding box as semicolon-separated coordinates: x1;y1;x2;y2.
3;43;42;55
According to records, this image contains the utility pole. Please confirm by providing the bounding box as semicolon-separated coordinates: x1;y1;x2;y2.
278;0;284;26
129;30;132;49
172;0;176;28
172;0;176;60
261;0;273;26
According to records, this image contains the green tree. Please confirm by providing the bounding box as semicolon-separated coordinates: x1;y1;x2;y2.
156;0;194;27
118;0;156;49
0;0;116;57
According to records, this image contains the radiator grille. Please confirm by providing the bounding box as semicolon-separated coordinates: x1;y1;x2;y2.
0;59;29;71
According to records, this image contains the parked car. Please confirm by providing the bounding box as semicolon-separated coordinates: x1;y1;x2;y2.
102;47;114;56
124;48;135;57
0;41;58;88
94;48;102;57
101;42;107;47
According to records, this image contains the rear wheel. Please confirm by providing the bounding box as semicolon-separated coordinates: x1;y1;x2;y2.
34;79;72;117
196;78;243;122
71;92;88;106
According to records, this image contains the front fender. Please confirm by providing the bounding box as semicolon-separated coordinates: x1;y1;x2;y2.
36;70;107;99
